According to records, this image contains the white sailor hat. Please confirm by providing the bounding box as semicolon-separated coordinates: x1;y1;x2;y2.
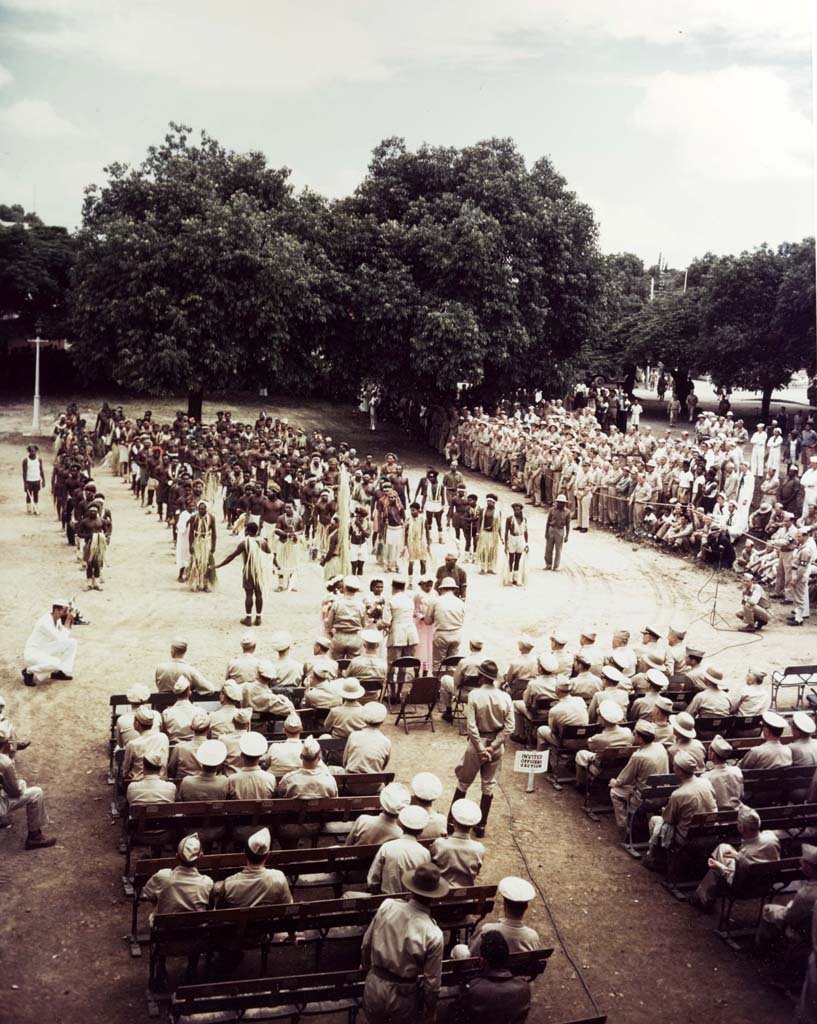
178;833;202;862
793;712;817;736
240;632;256;647
173;676;192;695
643;624;663;639
239;731;268;757
196;739;228;767
248;827;271;855
51;597;71;608
762;710;787;730
518;635;536;649
398;805;429;831
551;629;570;646
126;684;151;703
380;782;411;815
451;799;482;827
361;629;382;645
498;876;536;903
411;772;443;801
363;701;387;724
343;576;362;590
301;736;321;759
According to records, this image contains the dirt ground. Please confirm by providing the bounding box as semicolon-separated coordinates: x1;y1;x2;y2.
0;394;810;1024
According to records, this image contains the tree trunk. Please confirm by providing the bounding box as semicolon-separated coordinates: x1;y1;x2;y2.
671;368;692;405
761;381;773;423
187;388;203;422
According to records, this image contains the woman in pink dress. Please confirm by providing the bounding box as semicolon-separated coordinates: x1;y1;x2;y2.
414;576;436;673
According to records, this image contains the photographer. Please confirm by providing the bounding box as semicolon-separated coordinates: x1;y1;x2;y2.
22;599;78;687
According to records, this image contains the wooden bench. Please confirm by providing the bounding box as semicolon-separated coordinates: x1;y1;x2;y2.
713;856;802;948
771;664;817;709
543;724;601;790
168;949;555;1023
149;885;498;996
741;765;815;806
124;795;381;875
582;745;636;820
129;839;430;953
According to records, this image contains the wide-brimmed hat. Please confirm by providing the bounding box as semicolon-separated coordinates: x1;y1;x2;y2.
478;659;499;681
403;863;450;899
439;577;459;590
670;712;696;739
330;677;365;700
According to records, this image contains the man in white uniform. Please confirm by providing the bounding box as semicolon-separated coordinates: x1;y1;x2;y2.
22;599;78;686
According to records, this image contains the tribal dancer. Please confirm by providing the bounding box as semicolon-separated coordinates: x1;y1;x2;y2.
475;493;502;575
404;502;431;586
274;502;306;592
214;521;272;625
187;500;218;592
22;444;45;515
77;502;111;590
502;501;529;587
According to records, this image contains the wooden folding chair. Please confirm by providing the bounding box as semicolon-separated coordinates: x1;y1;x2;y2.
395;676;440;734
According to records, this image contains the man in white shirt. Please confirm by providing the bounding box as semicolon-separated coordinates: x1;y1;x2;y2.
23;599;78;686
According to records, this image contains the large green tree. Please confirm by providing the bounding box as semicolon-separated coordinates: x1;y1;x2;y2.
323;137;606;404
0;214;75;342
70;124;327;418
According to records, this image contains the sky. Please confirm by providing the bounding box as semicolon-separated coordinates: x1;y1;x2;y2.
0;0;813;266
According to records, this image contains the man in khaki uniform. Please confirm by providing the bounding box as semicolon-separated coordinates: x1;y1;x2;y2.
368;804;432;894
502;636;538;700
162;676;197;744
450;660;514;837
411;773;448;841
570;653;603;703
690;805;780;910
123;706;169;783
242;661;295;716
550;629;574;676
687;667;731;717
277;736;338;799
682;647;708;691
741;710;792;769
468;876;540;954
729;669;771;718
608;720;669;828
116;684;161;748
0;719;57;849
168;711;210;780
224;633;262;686
301;636;339;689
644;750;716;867
667;712;706;771
265;712;304;777
361;862;448;1024
651;695;675;745
630;669;669;722
142;833;213;916
663;625;689;677
324;678;368;738
126;749;177;804
431;798;485;887
343;701;391;773
606;630;636;679
325;577;367;659
427;577;465;673
587;666;630;722
216;827;293;908
226;731;277;799
575;701;633;785
270;631;303;688
703;735;743;810
383;576;419;665
179;739;229;800
155;639;215;694
345;629;387;683
635;625;665;674
208;681;244;740
346;782;410;847
544;494;571;571
536;679;588;748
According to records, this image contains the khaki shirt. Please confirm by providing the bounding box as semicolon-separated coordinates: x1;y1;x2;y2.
503;654;539;692
466;685;514;754
546;696;589;740
226;766;277;800
324;703;368;738
275;656;304;689
361;897;443;1001
469;918;541;955
155;658;215;695
587;687;629;723
168;736;206;780
162;699;196;744
305;682;342;710
664;642;689;677
419;811;448;842
218;865;292;908
791;739;817;767
343;728;391;773
126;775;177;805
241;683;295;716
225;653;261;686
302;654;340;688
143;865;213;914
277;766;338;799
116;708;162;748
346;654;387;682
265;738;304;777
345;811;403;847
704;764;743;810
123;731;169;782
383;592;419;646
587;724;633;752
571;670;602;702
741;740;792;770
662;776;717;836
368;834;431;894
326;595;367;635
615;742;669;791
431;834;485;887
208;705;240;740
730;686;771;717
668;738;706;771
179;772;229;801
687;689;731;717
428;593;465;637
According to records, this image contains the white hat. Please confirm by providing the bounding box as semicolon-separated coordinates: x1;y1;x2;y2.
555;677;572;693
602;665;623;684
654;695;674;714
646;669;669;691
196;739;228;768
668;624;687;638
518;635;536;649
222;681;244;703
551;629;570;646
392;574;408;586
737;805;761;830
331;677;365;700
302;736;321;759
673;750;698;774
343;575;362;590
379;782;411;815
710;734;734;758
284;711;303;731
234;707;253;727
271;631;293;651
248;827;271;855
439;576;459;590
762;710;786;730
143;748;164;769
598;700;624;724
704;666;728;689
240;632;256;647
643;624;663;639
363;701;388;724
239;731;268;757
411;772;443;801
793;712;817;736
51;598;70;608
670;712;696;739
451;798;482;827
801;844;817;866
555;493;567;502
361;629;382;646
126;684;151;703
498;876;536;903
538;653;559;674
398;805;430;831
191;710;210;731
173;676;191;695
256;659;280;682
178;833;202;862
135;706;155;727
580;627;597;641
314;636;332;650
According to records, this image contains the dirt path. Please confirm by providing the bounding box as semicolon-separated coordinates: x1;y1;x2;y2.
0;395;806;1024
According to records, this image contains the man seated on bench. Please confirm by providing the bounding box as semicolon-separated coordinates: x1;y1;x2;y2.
740;710;792;769
368;804;431;894
346;782;410;846
535;678;588;750
116;684;161;748
162;677;197;744
345;628;387;685
432;798;484;887
511;653;564;740
412;772;448;840
608;720;669;829
214;827;293;908
469;876;540;954
242;660;295;716
703;735;744;810
324;678;367;737
667;712;706;771
277;736;338;798
361;863;449;1024
762;843;817;940
226;731;277;799
686;667;731;717
575;700;632;786
127;748;177;805
143;833;213;918
728;669;771;719
178;738;229;799
343;701;391;773
689;805;780;912
122;706;169;785
168;712;211;781
456;930;531;1023
644;750;716;870
791;712;817;767
155;638;215;695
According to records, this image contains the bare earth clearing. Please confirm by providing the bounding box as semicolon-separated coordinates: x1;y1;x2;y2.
0;395;809;1024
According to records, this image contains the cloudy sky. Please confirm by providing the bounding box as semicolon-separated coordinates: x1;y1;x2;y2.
0;0;812;265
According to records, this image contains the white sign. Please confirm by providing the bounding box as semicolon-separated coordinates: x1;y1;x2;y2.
514;750;549;774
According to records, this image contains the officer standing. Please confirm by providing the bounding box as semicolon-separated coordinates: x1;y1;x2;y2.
544;493;571;571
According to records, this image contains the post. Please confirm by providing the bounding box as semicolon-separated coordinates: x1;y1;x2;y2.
649;277;655;302
683;268;688;293
32;335;41;434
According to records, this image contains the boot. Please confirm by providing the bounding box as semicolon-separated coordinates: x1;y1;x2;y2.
447;789;467;830
475;794;493;838
241;615;252;626
254;615;262;626
25;831;57;850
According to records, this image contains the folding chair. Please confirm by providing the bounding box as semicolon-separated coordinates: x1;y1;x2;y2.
382;657;420;705
360;678;385;705
336;659;351;675
771;665;817;709
395;677;440;734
